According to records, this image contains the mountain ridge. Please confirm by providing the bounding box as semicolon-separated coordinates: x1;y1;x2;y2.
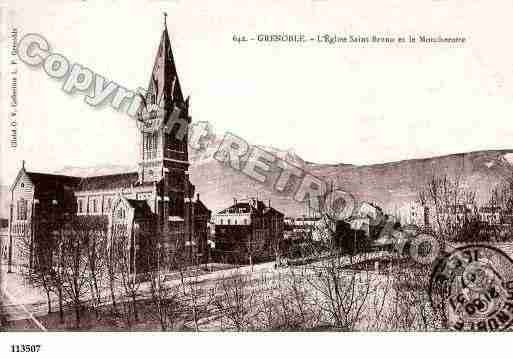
2;146;512;220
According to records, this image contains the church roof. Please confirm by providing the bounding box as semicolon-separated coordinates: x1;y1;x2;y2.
77;172;139;191
144;21;185;109
25;172;82;189
126;199;154;219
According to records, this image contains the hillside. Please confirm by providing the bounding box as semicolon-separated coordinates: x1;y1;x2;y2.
3;135;513;220
308;150;513;216
189;143;513;217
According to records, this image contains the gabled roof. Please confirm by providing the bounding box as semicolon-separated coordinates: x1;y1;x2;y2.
263;206;284;217
111;195;155;222
193;197;211;216
218;202;252;215
77;172;139;192
11;167;82;192
217;199;282;217
126;199;154;219
12;167;147;194
145;23;185;109
26;172;82;188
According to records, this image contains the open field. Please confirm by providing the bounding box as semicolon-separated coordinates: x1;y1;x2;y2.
2;251;443;331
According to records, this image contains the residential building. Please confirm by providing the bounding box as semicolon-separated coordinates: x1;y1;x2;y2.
213;198;284;263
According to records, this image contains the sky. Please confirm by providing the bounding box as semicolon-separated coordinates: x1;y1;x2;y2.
2;0;513;186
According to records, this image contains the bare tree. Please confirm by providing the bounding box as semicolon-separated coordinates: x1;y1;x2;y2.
271;268;322;330
257;290;278;329
82;216;108;319
272;188;375;330
181;271;205;331
148;267;183;331
364;272;392;330
104;232;119;314
149;277;183;331
212;272;259;331
16;222;55;316
382;264;443;331
305;257;371;330
418;174;482;243
488;172;513;239
111;223;142;329
60;218;91;328
50;226;66;324
145;229;185;331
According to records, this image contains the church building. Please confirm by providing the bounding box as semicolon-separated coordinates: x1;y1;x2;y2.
6;20;211;273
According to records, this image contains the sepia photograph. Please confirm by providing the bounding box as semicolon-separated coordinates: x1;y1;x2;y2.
0;0;512;356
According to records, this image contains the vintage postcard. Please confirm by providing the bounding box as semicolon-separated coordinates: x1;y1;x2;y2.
1;0;513;347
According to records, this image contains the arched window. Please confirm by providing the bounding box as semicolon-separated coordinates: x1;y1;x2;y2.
17;199;27;220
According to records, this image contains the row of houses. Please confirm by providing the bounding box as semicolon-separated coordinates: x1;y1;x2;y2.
406;202;513;228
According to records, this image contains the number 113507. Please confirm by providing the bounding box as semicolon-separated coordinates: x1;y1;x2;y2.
10;345;41;353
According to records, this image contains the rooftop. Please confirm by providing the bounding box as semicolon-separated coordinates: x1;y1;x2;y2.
77;172;140;191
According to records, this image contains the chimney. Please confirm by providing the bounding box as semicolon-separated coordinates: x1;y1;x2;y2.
268;199;271;208
197;193;200;201
233;198;237;205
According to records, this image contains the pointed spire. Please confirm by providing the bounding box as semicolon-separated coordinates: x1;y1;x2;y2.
145;16;184;109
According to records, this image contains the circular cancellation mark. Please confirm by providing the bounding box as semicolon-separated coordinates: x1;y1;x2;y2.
429;245;513;331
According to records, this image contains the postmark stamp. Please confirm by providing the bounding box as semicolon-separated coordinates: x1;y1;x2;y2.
429;245;513;331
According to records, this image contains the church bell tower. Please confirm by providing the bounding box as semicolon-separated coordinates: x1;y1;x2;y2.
136;15;194;222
